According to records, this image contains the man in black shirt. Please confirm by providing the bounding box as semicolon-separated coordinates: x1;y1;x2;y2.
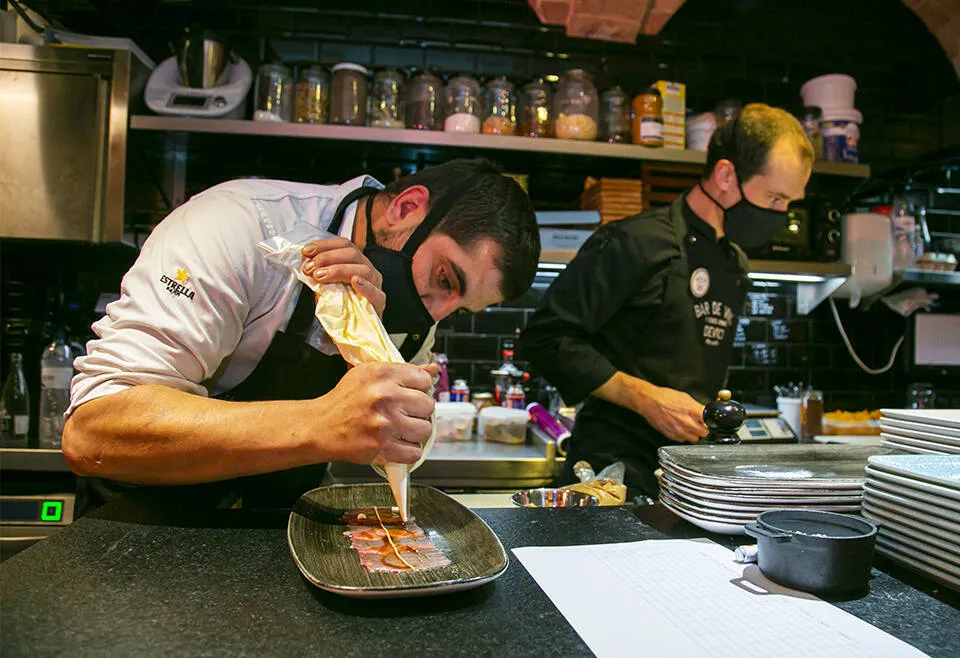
521;103;815;497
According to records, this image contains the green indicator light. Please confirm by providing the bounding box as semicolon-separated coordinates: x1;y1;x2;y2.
41;501;63;522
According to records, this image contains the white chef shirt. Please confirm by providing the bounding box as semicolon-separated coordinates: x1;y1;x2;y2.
68;175;437;415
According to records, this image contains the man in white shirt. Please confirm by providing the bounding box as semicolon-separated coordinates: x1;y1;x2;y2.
63;158;540;513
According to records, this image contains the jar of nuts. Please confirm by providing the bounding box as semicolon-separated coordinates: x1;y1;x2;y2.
553;69;598;141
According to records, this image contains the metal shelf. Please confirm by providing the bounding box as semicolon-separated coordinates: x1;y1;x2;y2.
899;268;960;286
128;115;870;177
0;448;71;472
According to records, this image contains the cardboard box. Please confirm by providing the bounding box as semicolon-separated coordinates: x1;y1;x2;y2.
653;80;685;149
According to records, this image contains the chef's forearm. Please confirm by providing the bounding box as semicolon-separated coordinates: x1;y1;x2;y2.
62;385;321;485
592;371;657;416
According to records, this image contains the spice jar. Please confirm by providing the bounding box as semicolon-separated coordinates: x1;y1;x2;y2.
443;74;482;133
552;69;598;140
294;64;329;124
330;62;368;126
481;76;516;135
800;389;824;443
801;106;824;160
518;77;552;138
406;70;443;130
254;63;294;122
632;87;663;147
599;85;631;144
368;68;405;129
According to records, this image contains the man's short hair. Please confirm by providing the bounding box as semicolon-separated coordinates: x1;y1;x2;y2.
704;103;815;183
379;158;540;302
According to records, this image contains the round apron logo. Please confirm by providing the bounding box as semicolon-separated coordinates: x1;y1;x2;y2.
690;267;710;298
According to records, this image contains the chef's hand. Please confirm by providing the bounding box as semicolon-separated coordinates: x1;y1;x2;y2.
301;238;386;317
314;362;435;465
637;385;708;444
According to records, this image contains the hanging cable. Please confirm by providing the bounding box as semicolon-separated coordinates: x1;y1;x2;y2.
829;297;905;375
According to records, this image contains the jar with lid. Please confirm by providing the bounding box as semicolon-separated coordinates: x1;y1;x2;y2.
254;63;294;122
443;74;482;133
552;69;598;140
406;70;443;130
481;76;516;135
369;68;405;129
294;64;329;124
801;106;823;160
330;62;368;126
518;78;552;138
599;85;631;144
632;87;663;147
800;389;824;443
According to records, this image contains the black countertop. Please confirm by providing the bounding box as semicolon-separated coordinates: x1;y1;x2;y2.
2;496;959;657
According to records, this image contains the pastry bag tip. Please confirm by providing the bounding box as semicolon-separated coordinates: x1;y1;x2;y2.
383;462;409;522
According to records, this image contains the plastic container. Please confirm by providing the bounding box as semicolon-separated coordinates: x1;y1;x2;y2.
801;74;857;110
369;68;405;129
800;106;824;160
482;76;516;135
686;111;716;151
478;406;528;444
253;63;294;122
518;78;552;137
294;64;329;124
406;70;443;130
553;69;598;141
821;108;861;164
435;402;477;442
776;396;802;438
443;74;482;133
330;62;368;126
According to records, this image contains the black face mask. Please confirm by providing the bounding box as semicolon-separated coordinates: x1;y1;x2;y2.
359;174;483;335
698;180;789;249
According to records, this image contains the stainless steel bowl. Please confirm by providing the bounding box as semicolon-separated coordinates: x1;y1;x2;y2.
510;488;599;508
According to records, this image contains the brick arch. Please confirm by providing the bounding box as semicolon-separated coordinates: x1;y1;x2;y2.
904;0;960;78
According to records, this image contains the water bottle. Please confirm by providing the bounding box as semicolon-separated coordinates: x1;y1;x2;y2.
891;198;916;271
38;336;73;449
1;353;30;448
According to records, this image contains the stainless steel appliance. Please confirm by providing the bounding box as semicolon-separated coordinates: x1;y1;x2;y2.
744;196;843;262
0;44;147;242
0;448;75;561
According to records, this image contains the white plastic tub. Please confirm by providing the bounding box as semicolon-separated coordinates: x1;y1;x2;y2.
434;402;477;442
686;111;716;151
801;74;857;110
478;406;529;445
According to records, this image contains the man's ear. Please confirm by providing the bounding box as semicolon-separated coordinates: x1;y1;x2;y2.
385;185;431;225
712;159;738;194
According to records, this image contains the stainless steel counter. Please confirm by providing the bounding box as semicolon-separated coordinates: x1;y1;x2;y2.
328;425;563;490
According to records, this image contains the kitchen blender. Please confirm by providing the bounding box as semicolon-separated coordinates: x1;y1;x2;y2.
144;27;251;118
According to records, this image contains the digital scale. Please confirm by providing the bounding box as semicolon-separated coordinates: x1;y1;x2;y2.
144;54;251;118
0;494;76;560
738;405;797;443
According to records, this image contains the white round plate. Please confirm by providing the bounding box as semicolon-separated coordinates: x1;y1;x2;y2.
874;539;960;590
862;501;960;544
879;420;960;445
661;472;862;505
863;476;960;513
881;438;948;455
881;433;960;455
865;466;960;503
880;409;960;431
867;454;960;492
863;483;960;524
661;460;863;491
874;523;960;568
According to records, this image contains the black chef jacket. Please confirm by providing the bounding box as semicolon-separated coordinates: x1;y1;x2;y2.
520;193;748;496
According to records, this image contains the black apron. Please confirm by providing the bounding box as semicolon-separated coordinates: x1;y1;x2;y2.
75;185;427;517
562;201;746;498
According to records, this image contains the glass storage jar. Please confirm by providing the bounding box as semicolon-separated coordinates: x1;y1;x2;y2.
369;67;405;129
518;77;552;138
443;74;482;133
254;63;294;122
294;64;329;124
406;70;443;130
599;85;631;143
632;87;663;147
330;62;368;126
481;76;516;135
552;69;598;140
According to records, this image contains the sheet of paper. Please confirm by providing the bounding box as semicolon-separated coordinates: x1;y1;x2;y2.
512;539;928;658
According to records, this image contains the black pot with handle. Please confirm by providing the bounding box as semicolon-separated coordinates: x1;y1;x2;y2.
744;509;878;595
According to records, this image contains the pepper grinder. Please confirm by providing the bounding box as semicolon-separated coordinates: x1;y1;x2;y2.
702;389;746;445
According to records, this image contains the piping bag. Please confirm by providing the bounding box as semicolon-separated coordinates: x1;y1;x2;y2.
258;227;436;521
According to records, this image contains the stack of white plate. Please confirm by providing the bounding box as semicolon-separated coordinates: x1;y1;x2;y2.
862;454;960;592
657;444;879;535
879;409;960;455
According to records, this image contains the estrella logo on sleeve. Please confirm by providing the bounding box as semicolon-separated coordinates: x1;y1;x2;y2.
159;267;195;300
